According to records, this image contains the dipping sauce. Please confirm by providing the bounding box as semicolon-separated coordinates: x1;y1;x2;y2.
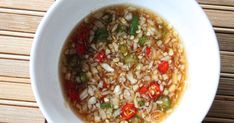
60;5;187;123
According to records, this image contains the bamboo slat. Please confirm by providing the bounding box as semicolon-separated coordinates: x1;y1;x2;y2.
0;82;35;102
0;35;32;55
0;105;44;123
0;59;29;78
0;0;53;12
0;76;30;84
206;99;234;119
205;9;234;28
0;12;41;33
198;0;234;6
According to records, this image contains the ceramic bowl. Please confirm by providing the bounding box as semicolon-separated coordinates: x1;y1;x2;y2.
30;0;220;122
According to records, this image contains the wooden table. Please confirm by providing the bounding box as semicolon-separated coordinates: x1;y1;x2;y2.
0;0;233;123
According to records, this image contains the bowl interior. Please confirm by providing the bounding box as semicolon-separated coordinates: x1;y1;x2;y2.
30;0;220;123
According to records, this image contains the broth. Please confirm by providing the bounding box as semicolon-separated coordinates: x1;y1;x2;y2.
60;5;187;123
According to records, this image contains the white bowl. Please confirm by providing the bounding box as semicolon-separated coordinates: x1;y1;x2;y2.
30;0;220;123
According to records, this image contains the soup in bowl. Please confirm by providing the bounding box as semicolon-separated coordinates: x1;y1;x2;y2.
30;0;220;123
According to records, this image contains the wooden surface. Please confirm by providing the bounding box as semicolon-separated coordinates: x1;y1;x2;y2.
0;0;233;123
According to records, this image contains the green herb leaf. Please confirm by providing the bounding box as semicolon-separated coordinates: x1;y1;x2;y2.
129;15;139;35
80;72;88;82
138;101;145;107
158;96;171;112
116;24;126;33
131;115;144;123
67;54;79;68
95;28;109;41
138;36;147;46
119;44;128;55
100;103;112;109
124;53;138;65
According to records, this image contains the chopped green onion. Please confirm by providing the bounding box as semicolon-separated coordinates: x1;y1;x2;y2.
159;23;169;40
67;54;79;67
138;36;147;46
80;72;88;82
124;53;138;65
131;115;144;123
100;103;112;109
129;15;139;35
116;24;126;33
158;96;171;111
95;28;109;41
138;101;145;107
119;44;128;55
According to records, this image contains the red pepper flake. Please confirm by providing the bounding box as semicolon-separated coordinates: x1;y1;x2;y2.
67;89;80;101
96;50;106;62
65;82;80;101
145;47;151;57
99;95;107;101
71;23;90;43
78;24;90;42
121;103;138;120
103;82;109;88
65;81;76;90
158;61;169;74
76;43;86;55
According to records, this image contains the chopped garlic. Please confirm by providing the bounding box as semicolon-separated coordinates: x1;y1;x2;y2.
127;72;137;84
80;89;88;100
88;97;96;105
101;63;114;72
114;85;121;95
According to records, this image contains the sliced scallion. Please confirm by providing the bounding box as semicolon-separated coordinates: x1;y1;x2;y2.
129;15;139;35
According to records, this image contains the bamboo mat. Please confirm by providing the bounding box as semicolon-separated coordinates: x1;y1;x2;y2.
0;0;233;122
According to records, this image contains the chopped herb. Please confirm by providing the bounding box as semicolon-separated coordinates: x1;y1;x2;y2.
158;96;171;111
159;23;169;40
119;44;128;55
95;28;109;41
129;15;139;35
100;103;112;109
80;72;88;82
124;53;138;65
116;24;126;33
138;36;147;46
67;54;79;68
131;115;144;123
138;101;145;107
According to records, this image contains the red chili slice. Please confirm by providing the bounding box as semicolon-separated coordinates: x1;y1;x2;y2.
148;82;161;100
76;43;86;55
65;82;80;101
78;24;90;42
65;81;76;90
67;89;80;101
96;50;106;62
158;61;169;74
138;86;148;94
121;103;138;120
99;82;110;91
145;47;151;57
103;82;109;88
71;24;90;42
